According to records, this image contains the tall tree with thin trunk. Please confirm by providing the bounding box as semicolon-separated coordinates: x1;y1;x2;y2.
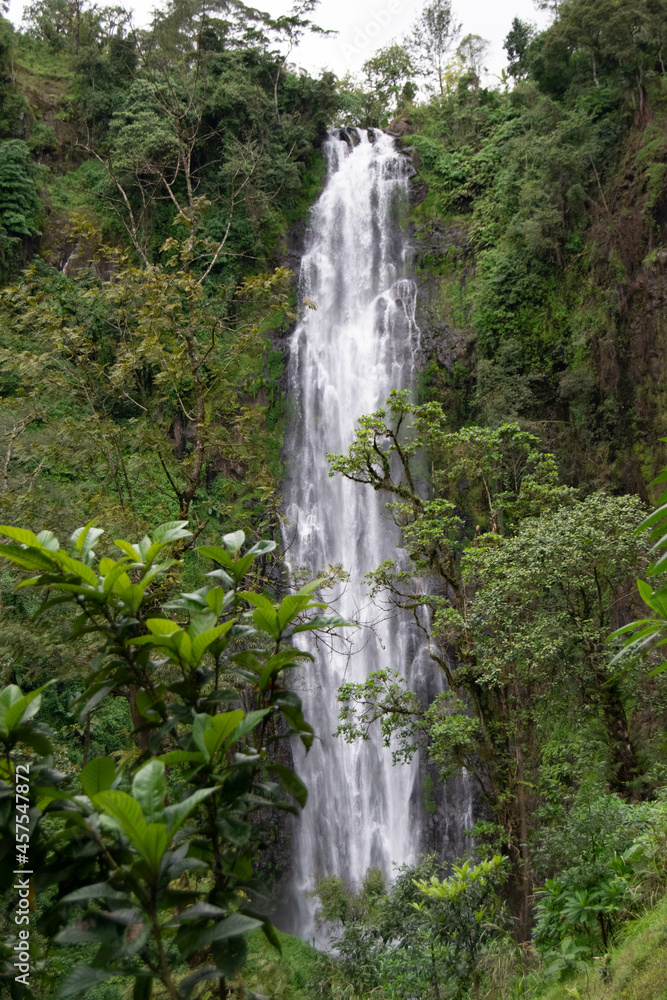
407;0;461;98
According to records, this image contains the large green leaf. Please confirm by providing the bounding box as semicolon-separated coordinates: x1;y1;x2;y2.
157;750;204;765
222;530;245;553
163;786;216;837
78;682;116;720
117;581;149;614
61;883;129;905
198;545;234;568
205;586;225;615
290;613;354;635
152;521;191;544
188;610;218;637
187;913;262;953
0;684;23;736
0;680;54;736
81;756;116;797
132;760;167;823
146;618;181;636
191;624;234;664
277;593;325;631
227;708;270;747
143;822;168;870
203;709;244;757
71;522;104;562
36;529;60;551
94;790;148;852
0;543;56;570
247;539;277;556
135;689;162;722
172;630;193;665
58;965;118;997
0;525;40;546
237;591;276;615
13;722;54;754
211;936;249;978
638;501;667;531
114;538;141;560
251;607;280;639
240;907;282;954
54;551;99;586
192;713;213;759
178;901;228;922
270;763;308;808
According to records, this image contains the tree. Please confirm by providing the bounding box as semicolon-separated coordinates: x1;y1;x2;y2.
0;244;295;525
533;0;563;16
311;855;507;999
413;856;507;995
329;391;649;936
644;0;667;74
540;0;658;114
504;17;535;79
73;0;334;269
407;0;461;98
456;33;489;91
23;0;97;53
362;43;415;124
0;520;348;997
263;0;334;120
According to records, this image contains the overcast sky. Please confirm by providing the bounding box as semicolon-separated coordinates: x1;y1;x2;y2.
7;0;551;82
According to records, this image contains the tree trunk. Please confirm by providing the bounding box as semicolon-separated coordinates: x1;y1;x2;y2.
127;685;152;752
514;738;532;940
598;678;638;792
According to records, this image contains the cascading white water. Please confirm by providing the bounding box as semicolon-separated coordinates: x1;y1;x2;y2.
281;128;428;941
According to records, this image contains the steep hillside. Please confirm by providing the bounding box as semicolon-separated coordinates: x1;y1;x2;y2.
406;78;667;499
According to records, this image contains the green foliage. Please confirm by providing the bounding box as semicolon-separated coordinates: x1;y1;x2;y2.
611;448;667;675
0;247;295;541
0;139;41;276
362;44;416;127
401;0;667;488
0;519;349;997
533;788;649;953
240;927;324;1000
309;855;507;1000
413;855;507;995
330;391;655;940
504;18;535;80
408;0;461;98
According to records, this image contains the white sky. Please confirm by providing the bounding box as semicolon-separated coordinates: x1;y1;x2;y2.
7;0;551;82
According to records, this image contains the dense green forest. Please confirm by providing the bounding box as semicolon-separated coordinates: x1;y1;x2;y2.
2;0;667;998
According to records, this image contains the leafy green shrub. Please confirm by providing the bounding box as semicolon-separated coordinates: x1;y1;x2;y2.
27;121;58;155
0;139;41;275
0;520;348;997
310;855;507;1000
534;787;667;957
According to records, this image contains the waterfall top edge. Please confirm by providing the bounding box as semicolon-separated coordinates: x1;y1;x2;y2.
329;126;387;146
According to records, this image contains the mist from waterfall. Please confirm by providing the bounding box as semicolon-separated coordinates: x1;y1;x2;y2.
281;129;472;943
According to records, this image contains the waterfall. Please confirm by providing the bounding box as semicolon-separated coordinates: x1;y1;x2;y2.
281;129;435;942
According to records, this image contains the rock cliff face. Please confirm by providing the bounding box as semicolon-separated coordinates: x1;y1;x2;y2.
413;218;475;375
398;116;667;494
